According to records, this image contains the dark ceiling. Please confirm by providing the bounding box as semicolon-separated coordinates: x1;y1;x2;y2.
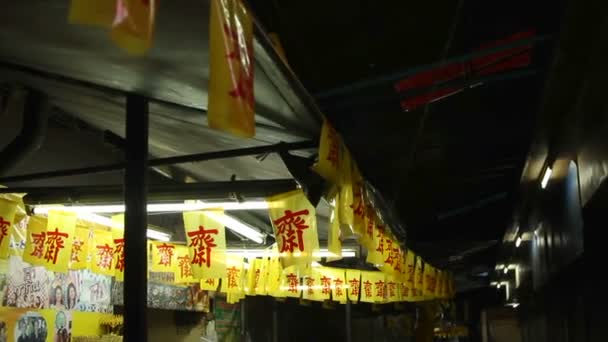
251;0;565;284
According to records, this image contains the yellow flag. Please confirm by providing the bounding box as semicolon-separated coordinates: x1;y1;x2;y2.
266;253;283;297
326;193;342;262
403;250;416;300
280;265;302;298
338;149;354;227
111;0;157;55
23;216;47;265
423;263;437;299
0;198;18;259
208;0;255;138
91;229;116;277
385;274;399;303
69;0;116;27
151;241;178;273
414;256;424;300
183;211;227;279
267;189;320;267
361;271;386;303
43;211;77;273
69;226;91;270
253;258;269;295
222;255;244;294
325;267;347;303
350;166;366;236
175;245;196;284
345;269;361;303
313;119;342;183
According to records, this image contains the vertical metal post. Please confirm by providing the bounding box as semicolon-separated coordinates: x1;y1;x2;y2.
345;300;352;342
241;298;247;342
272;299;279;342
123;94;149;341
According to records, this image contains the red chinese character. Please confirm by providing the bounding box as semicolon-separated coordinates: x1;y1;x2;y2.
273;209;310;253
227;266;239;289
0;217;10;246
320;276;332;295
96;243;114;270
223;23;254;109
187;225;219;267
326;125;340;167
384;240;394;265
286;273;299;294
375;280;386;298
387;282;397;298
114;238;125;272
305;277;315;296
177;255;193;278
375;225;385;254
401;283;409;297
156;243;175;267
205;278;216;287
71;238;84;263
407;264;415;283
350;187;365;218
334;278;344;297
363;280;373;298
44;228;69;265
365;211;374;239
30;232;46;259
391;248;403;273
349;278;360;296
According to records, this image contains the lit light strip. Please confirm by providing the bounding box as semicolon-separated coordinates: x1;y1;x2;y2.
75;212;171;242
224;248;357;258
541;167;552;189
32;200;269;214
205;211;265;244
515;236;522;247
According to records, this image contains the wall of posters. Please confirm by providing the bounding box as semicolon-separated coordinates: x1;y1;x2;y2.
3;256;52;309
76;270;112;313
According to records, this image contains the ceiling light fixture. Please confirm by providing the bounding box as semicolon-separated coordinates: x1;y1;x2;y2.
224;248;357;258
515;236;522;248
32;200;269;215
204;211;266;244
503;267;509;274
76;212;171;242
541;166;552;189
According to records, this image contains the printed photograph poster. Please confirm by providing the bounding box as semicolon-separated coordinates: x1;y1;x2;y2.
76;270;112;313
3;256;52;309
47;271;81;311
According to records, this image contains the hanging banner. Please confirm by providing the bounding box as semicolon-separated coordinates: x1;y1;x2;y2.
23;216;47;266
183;210;227;279
43;211;77;273
222;255;244;294
325;267;347;303
423;263;437;299
338;149;354;227
265;254;283;297
350;167;366;236
385;274;399;303
208;0;255;138
345;269;361;303
279;265;302;298
267;189;320;267
91;229;115;277
175;245;195;284
403;250;415;300
414;256;424;300
69;0;116;27
69;226;91;270
111;0;157;55
313;119;342;183
251;258;268;296
0;198;18;259
326;193;342;262
200;277;219;291
303;268;332;302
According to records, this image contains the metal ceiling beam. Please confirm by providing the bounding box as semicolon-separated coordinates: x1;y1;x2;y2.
1;179;298;204
0;140;315;184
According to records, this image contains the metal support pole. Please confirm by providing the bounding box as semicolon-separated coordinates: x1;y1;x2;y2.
345;300;352;342
123;94;149;341
272;299;279;342
241;298;247;342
